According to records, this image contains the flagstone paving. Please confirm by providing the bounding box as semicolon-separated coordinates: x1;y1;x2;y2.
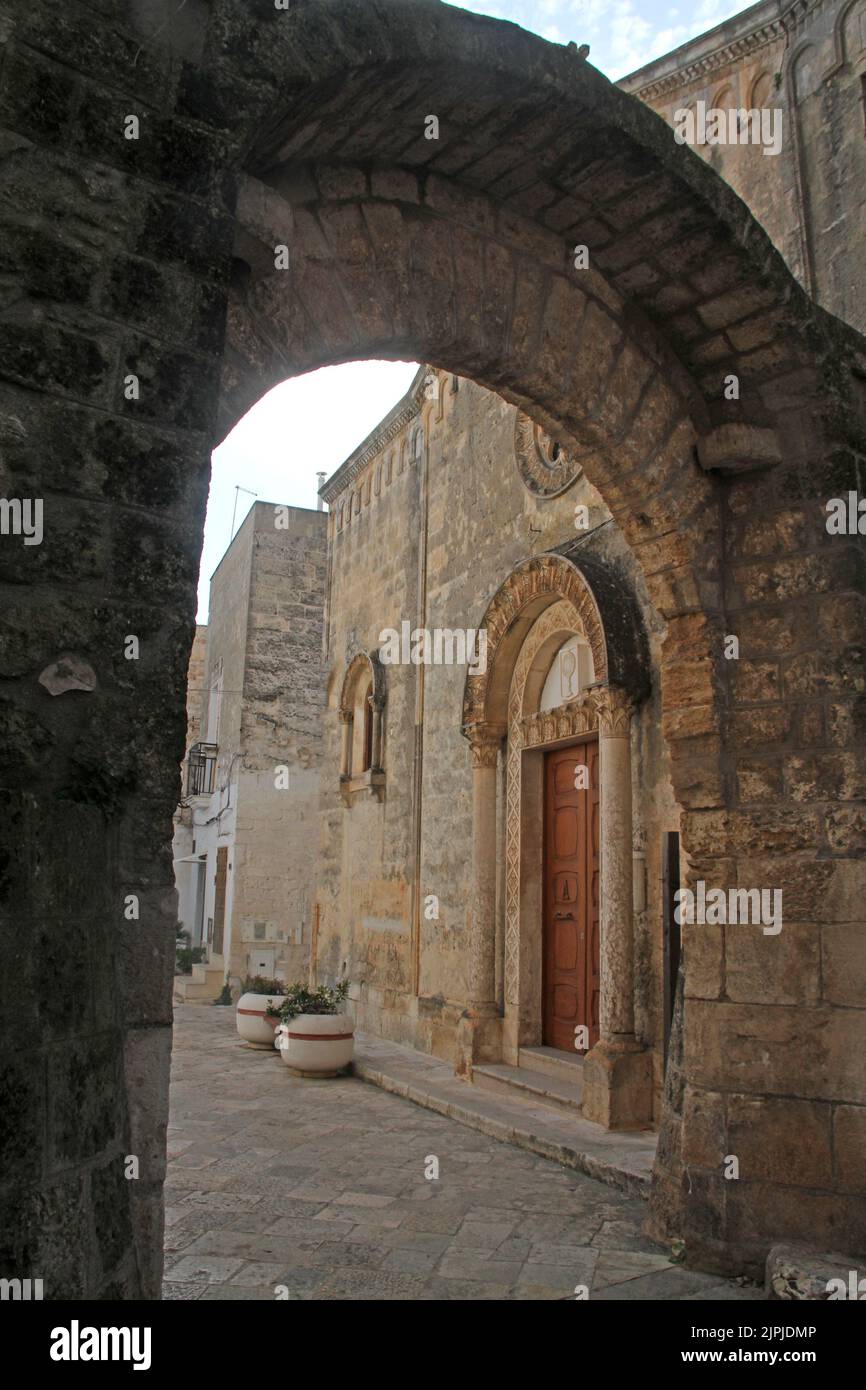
163;1004;763;1302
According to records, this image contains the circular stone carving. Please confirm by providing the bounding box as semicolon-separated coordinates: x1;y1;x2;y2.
514;412;582;498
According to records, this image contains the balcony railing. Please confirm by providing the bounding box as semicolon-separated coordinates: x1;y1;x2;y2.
186;742;218;798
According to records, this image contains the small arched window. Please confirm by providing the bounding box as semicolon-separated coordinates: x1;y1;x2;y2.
339;652;386;804
361;678;374;773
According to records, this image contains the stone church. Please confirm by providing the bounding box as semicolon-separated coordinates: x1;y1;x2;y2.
2;0;864;1299
317;365;673;1134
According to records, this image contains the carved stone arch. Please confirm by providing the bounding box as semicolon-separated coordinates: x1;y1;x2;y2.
462;550;650;738
340;649;385;715
462;555;606;737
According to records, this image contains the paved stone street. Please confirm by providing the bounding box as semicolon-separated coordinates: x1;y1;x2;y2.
163;1004;761;1301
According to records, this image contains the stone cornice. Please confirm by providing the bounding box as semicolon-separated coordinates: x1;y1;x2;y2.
617;0;824;103
319;365;428;505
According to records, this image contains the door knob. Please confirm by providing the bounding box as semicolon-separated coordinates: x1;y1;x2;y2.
554;911;575;920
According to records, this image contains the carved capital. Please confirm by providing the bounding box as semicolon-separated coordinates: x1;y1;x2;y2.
466;721;505;768
588;684;633;736
338;707;353;724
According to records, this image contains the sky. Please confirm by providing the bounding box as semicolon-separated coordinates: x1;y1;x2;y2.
200;0;751;621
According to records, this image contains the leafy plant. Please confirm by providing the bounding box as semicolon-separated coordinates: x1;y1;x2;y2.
214;980;233;1006
240;975;287;996
175;927;205;976
268;980;349;1020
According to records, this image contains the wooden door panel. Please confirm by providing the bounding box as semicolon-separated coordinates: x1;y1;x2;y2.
212;845;228;957
543;741;600;1053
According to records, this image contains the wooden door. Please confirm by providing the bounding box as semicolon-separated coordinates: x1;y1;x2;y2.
212;846;228;956
543;741;600;1053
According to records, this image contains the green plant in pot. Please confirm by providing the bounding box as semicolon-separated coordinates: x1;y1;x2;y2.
270;980;354;1078
235;976;288;1049
175;926;206;976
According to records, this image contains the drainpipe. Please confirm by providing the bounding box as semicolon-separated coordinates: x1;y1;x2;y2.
410;385;434;997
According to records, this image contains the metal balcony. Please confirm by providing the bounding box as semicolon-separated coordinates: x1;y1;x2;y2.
186;742;218;798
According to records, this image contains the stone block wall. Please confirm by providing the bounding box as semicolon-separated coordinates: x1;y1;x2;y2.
319;369;681;1113
0;0;862;1296
621;0;866;336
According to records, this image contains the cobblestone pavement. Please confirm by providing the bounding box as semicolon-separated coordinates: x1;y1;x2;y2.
163;1004;762;1302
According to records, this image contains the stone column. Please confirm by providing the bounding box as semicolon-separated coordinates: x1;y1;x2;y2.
370;695;384;771
469;725;502;1010
339;708;352;779
582;685;652;1129
456;723;505;1072
593;685;636;1042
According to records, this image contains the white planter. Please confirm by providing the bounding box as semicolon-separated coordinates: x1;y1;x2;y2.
277;1013;354;1077
236;992;285;1048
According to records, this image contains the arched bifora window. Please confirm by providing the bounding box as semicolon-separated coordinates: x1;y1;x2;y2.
339;651;386;804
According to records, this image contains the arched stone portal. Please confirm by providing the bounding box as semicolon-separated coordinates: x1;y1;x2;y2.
1;0;864;1294
460;554;655;1128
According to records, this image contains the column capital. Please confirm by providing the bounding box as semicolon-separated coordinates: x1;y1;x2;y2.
338;707;353;724
465;721;506;768
588;684;633;736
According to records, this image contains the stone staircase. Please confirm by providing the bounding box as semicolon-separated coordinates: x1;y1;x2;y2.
174;960;225;1004
472;1045;584;1117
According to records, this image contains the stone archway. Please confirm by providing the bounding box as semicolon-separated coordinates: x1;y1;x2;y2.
2;0;864;1295
460;554;653;1127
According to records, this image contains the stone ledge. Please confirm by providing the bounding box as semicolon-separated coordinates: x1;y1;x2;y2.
697;423;782;474
352;1032;657;1200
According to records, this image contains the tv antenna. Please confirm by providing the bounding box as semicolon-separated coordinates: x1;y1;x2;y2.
230;485;258;542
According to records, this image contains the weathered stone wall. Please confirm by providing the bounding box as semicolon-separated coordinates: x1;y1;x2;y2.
174;503;327;983
229;503;327;983
621;0;866;335
0;0;862;1297
172;623;207;940
317;386;425;1032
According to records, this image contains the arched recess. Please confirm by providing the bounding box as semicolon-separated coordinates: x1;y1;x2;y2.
459;552;655;1126
462;552;649;736
338;651;385;797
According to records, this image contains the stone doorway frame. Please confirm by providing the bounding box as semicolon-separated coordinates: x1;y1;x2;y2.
461;557;652;1128
503;598;600;1061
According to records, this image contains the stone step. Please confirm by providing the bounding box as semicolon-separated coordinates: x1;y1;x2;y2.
174;963;225;1004
352;1032;656;1198
472;1060;584;1117
191;962;224;986
519;1044;585;1083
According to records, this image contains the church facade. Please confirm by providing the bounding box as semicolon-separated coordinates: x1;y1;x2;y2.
317;367;678;1129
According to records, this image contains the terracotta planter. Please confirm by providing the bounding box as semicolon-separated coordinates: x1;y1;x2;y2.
276;1013;354;1077
236;992;285;1049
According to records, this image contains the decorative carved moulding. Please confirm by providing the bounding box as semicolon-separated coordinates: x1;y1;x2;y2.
462;554;609;730
520;695;597;748
514;411;583;498
588;684;634;736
